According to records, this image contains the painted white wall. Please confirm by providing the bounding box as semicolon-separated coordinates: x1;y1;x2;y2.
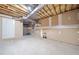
15;21;23;39
2;18;15;39
0;14;23;39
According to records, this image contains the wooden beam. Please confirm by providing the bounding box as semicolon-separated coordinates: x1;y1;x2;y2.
38;8;79;20
41;8;47;17
43;5;51;16
38;11;45;18
17;4;28;13
59;4;61;13
66;4;72;11
7;4;27;15
42;8;49;17
52;4;57;15
0;9;19;17
48;4;56;15
6;4;27;16
65;4;67;12
46;5;52;15
40;10;46;18
47;5;53;16
37;12;42;17
60;4;66;13
10;4;26;13
37;4;79;20
55;4;60;14
71;4;73;10
37;12;43;18
0;4;27;17
0;5;19;17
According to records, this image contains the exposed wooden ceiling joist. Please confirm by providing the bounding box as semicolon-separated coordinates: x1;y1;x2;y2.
53;4;58;15
66;4;72;11
61;4;66;13
47;5;53;16
54;4;60;14
0;4;28;17
41;8;48;17
7;4;27;15
0;5;20;17
47;4;56;15
43;5;51;16
41;8;47;17
15;4;28;12
36;4;79;20
38;11;45;18
37;12;43;18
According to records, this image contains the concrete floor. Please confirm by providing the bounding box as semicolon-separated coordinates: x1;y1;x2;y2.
0;35;79;55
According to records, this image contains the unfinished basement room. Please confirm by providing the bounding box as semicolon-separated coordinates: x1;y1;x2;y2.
0;4;79;55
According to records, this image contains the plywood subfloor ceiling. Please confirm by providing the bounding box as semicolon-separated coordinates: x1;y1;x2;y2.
0;4;28;17
36;4;79;19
